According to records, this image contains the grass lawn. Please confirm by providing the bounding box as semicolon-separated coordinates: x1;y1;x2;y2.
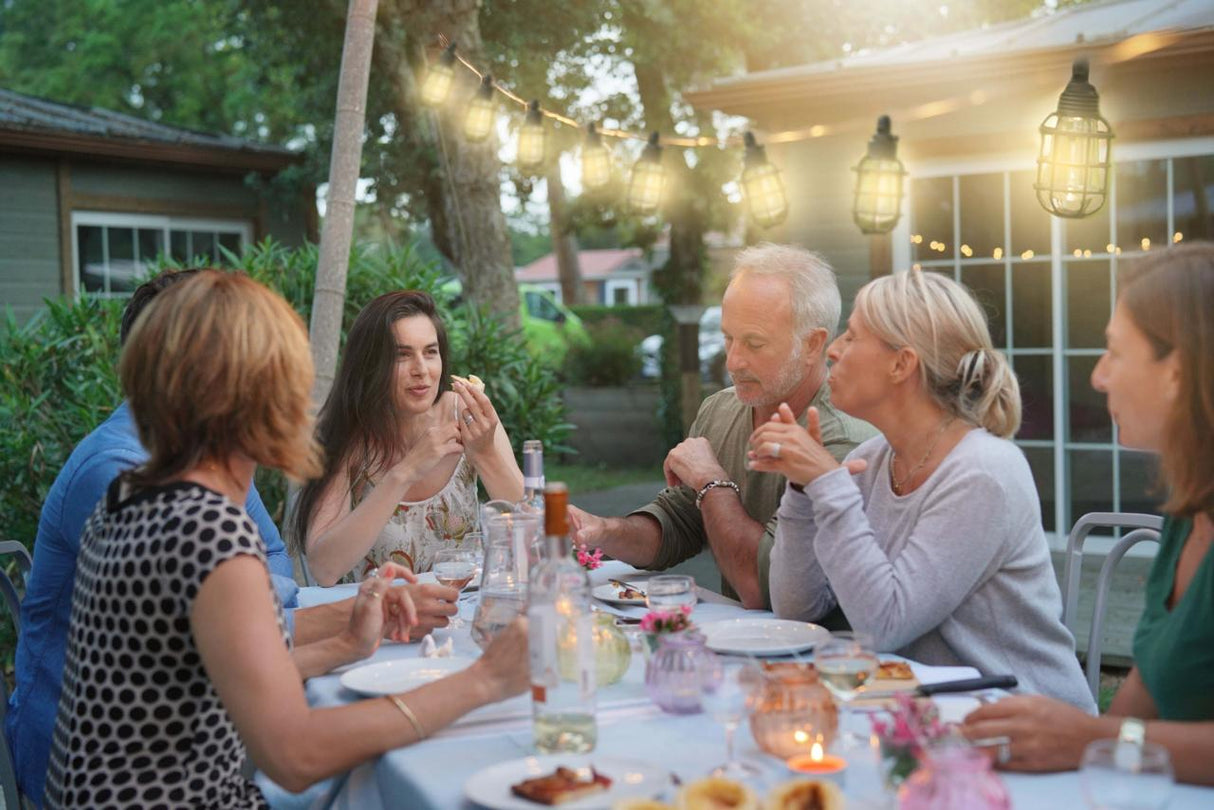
546;461;664;495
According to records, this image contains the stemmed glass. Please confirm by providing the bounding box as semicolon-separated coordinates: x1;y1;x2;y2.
698;653;763;779
1080;739;1174;809
814;631;879;728
645;575;697;611
432;547;478;629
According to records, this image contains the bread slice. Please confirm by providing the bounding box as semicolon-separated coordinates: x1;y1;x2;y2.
677;777;759;810
510;766;612;805
450;373;485;391
764;779;843;810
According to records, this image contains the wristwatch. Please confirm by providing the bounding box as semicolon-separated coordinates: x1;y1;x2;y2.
695;479;740;509
1114;717;1146;770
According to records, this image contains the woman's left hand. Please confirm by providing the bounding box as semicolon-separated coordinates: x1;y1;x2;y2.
961;694;1105;772
453;379;500;457
748;403;862;486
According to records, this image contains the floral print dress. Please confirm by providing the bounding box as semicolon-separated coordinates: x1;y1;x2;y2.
351;454;479;578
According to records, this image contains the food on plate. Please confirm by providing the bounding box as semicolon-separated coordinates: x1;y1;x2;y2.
677;777;759;810
511;766;612;805
451;373;485;391
613;801;674;810
764;779;843;810
614;582;646;600
876;661;914;680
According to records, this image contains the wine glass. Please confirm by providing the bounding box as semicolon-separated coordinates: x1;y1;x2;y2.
646;575;696;611
432;547;478;629
814;631;879;727
699;653;763;779
455;531;484;600
1080;739;1174;809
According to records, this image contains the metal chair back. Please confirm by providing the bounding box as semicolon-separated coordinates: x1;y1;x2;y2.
0;540;33;809
1084;528;1160;699
1060;512;1163;631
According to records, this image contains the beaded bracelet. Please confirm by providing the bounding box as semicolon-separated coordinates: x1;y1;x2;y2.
695;479;740;509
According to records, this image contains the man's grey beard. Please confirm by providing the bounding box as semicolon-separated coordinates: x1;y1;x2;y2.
734;343;805;408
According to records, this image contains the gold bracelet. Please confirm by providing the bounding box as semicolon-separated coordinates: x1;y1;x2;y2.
386;694;427;740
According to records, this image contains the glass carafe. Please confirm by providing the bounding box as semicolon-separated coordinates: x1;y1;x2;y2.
470;516;529;649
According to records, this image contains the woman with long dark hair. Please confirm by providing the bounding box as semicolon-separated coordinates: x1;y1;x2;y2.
294;290;523;585
962;243;1214;784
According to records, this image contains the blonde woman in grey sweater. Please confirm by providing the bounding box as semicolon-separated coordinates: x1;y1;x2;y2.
749;270;1093;711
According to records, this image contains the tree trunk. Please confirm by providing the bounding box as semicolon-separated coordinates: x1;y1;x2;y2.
394;0;520;330
310;0;380;409
546;159;584;305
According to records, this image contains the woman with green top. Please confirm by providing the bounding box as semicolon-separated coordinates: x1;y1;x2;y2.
962;242;1214;784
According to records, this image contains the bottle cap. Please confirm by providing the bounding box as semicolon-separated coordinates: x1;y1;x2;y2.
543;482;569;536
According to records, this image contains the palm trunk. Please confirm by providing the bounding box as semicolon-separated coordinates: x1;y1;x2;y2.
310;0;380;409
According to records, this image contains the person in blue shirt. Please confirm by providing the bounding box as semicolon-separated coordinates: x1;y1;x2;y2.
6;269;458;806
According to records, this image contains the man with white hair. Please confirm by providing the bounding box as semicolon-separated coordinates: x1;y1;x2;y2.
569;244;875;609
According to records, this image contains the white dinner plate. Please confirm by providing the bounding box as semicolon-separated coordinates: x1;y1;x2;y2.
592;581;649;607
339;656;473;697
698;618;830;656
465;754;669;810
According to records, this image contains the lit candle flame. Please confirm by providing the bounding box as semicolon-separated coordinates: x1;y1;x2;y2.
811;742;824;762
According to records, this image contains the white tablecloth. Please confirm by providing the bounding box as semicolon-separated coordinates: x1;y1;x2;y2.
260;561;1214;809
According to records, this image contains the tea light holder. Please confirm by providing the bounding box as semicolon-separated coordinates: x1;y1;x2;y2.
787;741;847;787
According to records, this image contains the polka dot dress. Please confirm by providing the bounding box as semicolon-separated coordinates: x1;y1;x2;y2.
43;480;290;810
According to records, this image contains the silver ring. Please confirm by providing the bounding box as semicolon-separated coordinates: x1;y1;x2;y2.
463;412;475;425
367;567;379;579
997;742;1011;765
771;442;781;459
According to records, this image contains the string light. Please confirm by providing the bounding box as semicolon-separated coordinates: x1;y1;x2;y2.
581;124;612;191
628;132;666;215
463;74;496;142
516;100;547;173
421;43;457;106
852;115;906;235
741;131;788;228
1035;58;1113;218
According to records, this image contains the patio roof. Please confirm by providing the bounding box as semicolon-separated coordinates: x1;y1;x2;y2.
0;87;300;173
685;0;1214;134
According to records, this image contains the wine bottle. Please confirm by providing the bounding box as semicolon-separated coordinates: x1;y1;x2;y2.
527;483;597;754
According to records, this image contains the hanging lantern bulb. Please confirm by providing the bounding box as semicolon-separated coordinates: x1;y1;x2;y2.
463;74;496;142
627;132;666;215
741;131;788;228
1034;58;1113;218
581;123;612;191
420;43;457;107
516;100;547;174
852;115;906;235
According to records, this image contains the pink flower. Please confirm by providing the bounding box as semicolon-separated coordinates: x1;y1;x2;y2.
575;545;604;571
640;605;694;635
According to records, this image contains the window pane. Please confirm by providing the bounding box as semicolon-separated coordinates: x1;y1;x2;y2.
107;227;138;293
1065;201;1110;255
958;173;1004;259
1173;154;1214;244
1014;354;1053;440
1011;261;1051;348
1119;449;1161;515
1065;260;1110;349
1070;449;1115;521
1021;446;1056;532
170;230;190;262
911;176;953;261
1117;159;1168;253
1010;170;1051;258
1068;355;1111;443
961;263;1006;349
138;228;164;265
218;232;242;258
77;225;106;293
191;231;217;263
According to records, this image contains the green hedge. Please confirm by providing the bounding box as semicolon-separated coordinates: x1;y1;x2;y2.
570;304;663;336
563;317;644;387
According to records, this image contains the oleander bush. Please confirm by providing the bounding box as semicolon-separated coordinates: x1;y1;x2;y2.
562;317;644;387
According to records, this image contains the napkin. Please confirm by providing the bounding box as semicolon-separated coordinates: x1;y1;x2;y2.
420;634;454;658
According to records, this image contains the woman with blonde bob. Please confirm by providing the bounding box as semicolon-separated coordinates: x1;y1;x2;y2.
750;269;1092;710
43;272;528;809
963;243;1214;784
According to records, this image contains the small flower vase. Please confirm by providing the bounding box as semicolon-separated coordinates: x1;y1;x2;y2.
644;630;711;714
560;613;632;688
897;744;1010;810
881;741;921;791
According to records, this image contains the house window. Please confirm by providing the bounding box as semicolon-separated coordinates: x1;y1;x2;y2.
906;144;1214;542
605;279;636;306
72;212;251;297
